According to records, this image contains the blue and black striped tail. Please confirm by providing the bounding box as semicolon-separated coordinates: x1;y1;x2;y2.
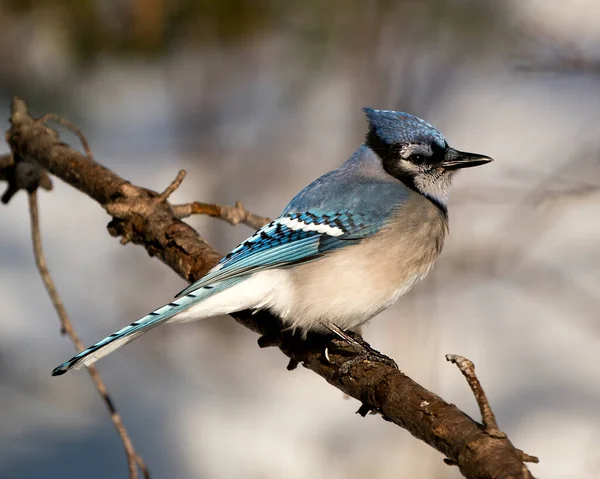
51;297;192;376
51;280;236;376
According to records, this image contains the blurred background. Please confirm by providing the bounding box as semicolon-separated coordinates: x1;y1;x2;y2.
1;0;599;478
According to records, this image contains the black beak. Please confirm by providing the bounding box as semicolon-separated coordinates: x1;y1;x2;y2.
441;148;493;170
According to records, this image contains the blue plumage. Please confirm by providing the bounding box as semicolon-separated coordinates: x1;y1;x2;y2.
282;145;410;215
175;146;414;301
363;108;446;148
52;107;492;376
175;206;390;298
52;277;246;375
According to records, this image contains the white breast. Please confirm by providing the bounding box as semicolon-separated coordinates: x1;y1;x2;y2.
264;251;433;334
263;198;447;334
175;196;447;335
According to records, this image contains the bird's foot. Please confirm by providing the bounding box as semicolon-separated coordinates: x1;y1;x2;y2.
336;350;398;377
258;322;397;376
325;324;398;376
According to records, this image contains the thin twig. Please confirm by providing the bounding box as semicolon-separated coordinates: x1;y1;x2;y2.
172;200;271;230
158;169;186;202
38;114;94;160
446;354;504;437
518;449;540;464
27;190;150;479
445;356;540;464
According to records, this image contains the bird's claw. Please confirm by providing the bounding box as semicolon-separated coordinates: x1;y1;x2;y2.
325;325;398;377
336;350;398;377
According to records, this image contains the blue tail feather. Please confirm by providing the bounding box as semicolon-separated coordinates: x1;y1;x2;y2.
51;279;241;376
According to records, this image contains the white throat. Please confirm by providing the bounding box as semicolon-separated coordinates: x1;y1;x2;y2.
412;171;454;206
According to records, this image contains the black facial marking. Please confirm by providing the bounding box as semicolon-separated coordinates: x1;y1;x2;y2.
366;128;448;218
365;128;400;162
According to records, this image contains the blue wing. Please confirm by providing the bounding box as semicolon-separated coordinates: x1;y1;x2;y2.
176;210;376;297
177;146;412;298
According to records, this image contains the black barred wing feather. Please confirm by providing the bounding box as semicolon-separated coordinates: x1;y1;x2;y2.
175;210;381;298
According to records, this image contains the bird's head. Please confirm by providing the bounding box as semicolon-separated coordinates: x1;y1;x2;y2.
364;108;492;209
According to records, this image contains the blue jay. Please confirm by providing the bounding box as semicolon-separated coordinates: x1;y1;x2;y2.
52;108;492;376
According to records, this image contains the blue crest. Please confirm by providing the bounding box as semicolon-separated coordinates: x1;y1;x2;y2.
363;108;446;148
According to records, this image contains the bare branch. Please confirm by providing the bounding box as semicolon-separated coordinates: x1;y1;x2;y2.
446;354;539;465
158;169;186;202
518;450;541;464
2;98;537;479
446;354;503;437
39;113;94;160
172;200;271;230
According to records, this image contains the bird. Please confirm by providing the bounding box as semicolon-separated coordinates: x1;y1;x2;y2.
52;108;492;376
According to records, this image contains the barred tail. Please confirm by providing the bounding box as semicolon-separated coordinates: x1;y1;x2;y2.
51;282;232;376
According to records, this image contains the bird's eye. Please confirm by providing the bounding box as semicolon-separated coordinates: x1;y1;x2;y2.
409;154;427;165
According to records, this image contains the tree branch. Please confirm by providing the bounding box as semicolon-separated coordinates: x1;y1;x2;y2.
446;354;504;438
2;97;537;479
446;354;539;465
171;200;271;230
